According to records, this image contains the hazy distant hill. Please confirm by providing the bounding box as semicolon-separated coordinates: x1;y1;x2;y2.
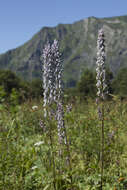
0;15;127;86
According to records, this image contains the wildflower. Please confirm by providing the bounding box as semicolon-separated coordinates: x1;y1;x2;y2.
66;104;72;113
57;101;67;145
34;141;44;146
96;28;107;100
39;120;46;131
31;166;38;170
96;28;107;190
42;39;66;145
42;40;72;175
32;105;38;111
51;40;66;145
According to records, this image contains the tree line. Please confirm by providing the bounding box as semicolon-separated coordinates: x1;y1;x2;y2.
0;70;43;104
0;67;127;104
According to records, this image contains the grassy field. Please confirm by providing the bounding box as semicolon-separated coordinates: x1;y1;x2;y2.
0;98;127;190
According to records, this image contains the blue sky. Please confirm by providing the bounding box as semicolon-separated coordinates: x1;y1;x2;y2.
0;0;127;53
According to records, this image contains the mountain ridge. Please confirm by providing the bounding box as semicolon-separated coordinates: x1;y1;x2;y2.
0;15;127;86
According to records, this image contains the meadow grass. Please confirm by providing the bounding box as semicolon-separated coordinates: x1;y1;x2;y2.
0;98;127;190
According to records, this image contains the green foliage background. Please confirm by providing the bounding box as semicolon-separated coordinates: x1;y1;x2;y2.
0;98;127;189
0;68;127;189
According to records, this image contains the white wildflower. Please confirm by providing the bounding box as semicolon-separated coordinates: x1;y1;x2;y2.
31;166;38;170
34;141;44;146
32;105;38;111
96;28;107;100
42;40;66;146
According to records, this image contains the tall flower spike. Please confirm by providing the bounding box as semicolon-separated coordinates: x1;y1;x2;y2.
42;40;66;145
96;28;107;189
42;42;52;117
51;40;66;145
51;39;61;103
96;28;107;100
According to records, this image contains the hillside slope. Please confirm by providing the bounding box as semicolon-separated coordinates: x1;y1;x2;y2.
0;15;127;86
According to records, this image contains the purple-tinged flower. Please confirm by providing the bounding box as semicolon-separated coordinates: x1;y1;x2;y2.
42;40;66;146
42;42;52;117
96;28;107;100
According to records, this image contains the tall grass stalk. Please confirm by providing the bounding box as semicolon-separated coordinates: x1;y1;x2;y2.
96;28;107;189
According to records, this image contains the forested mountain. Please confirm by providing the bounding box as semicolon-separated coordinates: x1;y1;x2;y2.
0;15;127;86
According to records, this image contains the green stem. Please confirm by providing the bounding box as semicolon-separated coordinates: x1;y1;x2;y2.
49;120;57;190
100;103;104;190
64;126;72;184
